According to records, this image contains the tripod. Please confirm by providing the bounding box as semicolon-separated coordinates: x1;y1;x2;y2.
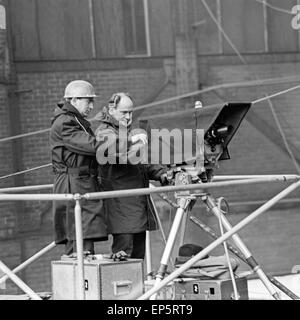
150;175;281;300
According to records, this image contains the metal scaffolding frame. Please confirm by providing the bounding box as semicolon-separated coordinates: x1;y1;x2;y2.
0;174;299;300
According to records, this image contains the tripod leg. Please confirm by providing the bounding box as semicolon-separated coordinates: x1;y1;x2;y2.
149;194;175;269
150;197;191;300
202;194;281;300
190;215;300;300
179;207;189;248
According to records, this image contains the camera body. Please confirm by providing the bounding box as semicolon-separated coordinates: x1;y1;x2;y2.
139;102;252;188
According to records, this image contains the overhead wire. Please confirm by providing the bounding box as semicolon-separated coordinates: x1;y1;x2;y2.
1;83;300;181
1;75;300;144
253;0;293;15
201;0;300;175
1;1;300;180
0;163;52;181
0;128;50;143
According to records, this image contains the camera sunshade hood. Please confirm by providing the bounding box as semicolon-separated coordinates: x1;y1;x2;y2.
138;102;252;165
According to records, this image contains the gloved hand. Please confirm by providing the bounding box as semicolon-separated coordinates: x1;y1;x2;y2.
160;173;169;186
198;169;214;183
131;133;148;145
110;250;128;261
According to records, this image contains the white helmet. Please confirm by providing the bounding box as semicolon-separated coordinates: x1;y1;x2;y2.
63;80;97;99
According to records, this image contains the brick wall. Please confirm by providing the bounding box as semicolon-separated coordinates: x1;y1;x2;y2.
0;24;18;241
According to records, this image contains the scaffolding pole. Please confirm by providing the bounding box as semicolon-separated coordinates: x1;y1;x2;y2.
0;174;297;193
138;180;300;300
0;175;298;300
0;242;56;286
74;197;85;300
84;176;300;201
0;261;42;300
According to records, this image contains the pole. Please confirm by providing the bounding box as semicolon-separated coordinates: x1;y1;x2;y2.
150;197;191;300
0;260;42;300
148;186;175;268
74;196;85;300
203;194;280;299
0;242;56;286
213;174;300;181
145;231;152;281
190;215;300;300
0;193;74;201
0;184;53;193
84;176;300;201
138;180;300;299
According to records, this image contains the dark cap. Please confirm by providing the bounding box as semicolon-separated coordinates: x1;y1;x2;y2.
178;243;209;259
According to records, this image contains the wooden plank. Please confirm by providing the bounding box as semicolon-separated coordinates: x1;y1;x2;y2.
221;0;265;53
37;0;93;60
9;0;40;60
192;0;221;54
267;0;298;52
93;0;125;58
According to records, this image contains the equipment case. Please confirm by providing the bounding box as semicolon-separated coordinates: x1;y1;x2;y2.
52;258;144;300
174;277;248;300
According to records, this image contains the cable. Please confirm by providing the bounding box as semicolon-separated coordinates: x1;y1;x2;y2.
0;163;52;181
266;98;300;174
252;84;300;104
201;0;300;175
1;75;300;144
201;0;247;64
253;0;293;15
0;128;50;143
1;81;300;181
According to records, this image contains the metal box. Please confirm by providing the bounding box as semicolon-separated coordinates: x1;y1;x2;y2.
144;279;175;300
51;258;144;300
174;277;248;300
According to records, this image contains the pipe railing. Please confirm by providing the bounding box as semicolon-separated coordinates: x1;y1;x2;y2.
0;174;299;300
83;175;300;200
0;242;56;286
0;174;298;193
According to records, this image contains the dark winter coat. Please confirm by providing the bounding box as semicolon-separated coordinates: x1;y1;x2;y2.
94;113;167;234
49;102;107;244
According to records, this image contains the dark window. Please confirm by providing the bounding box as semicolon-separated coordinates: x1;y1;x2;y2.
122;0;148;55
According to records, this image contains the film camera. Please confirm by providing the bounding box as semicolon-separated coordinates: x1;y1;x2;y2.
139;102;252;187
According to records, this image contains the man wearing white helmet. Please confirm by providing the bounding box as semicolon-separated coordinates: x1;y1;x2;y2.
50;80;107;256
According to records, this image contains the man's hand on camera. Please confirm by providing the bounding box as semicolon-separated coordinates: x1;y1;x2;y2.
131;133;148;145
160;173;169;186
110;250;128;261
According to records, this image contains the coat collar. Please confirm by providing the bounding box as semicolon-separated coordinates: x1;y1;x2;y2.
53;101;91;128
94;110;130;131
